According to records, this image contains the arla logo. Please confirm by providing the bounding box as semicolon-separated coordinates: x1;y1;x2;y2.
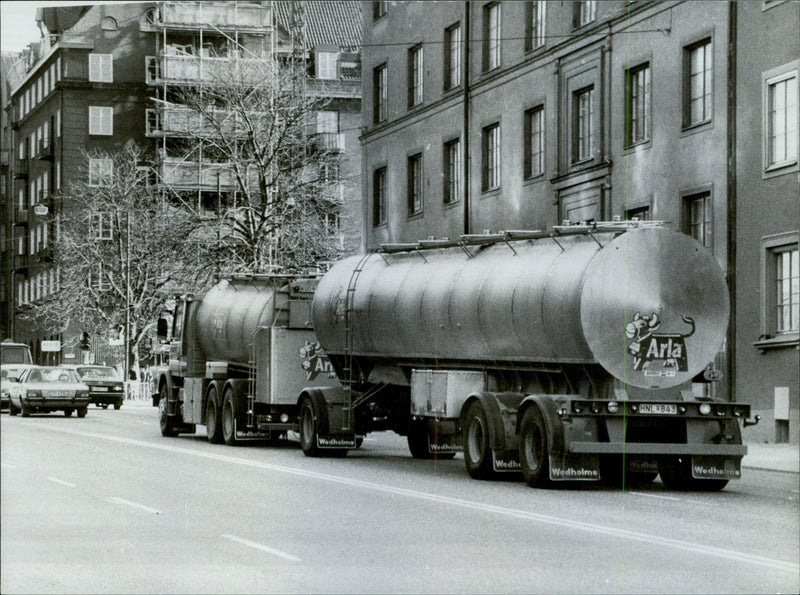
299;340;335;381
625;312;695;377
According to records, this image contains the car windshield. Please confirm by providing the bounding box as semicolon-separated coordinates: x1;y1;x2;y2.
76;366;120;380
28;368;79;384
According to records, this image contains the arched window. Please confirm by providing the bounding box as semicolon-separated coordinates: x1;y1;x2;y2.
101;16;118;31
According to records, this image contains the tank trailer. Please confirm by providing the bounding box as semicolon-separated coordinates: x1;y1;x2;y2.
156;222;759;490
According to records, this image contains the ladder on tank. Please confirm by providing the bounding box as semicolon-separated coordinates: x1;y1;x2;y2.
341;253;373;432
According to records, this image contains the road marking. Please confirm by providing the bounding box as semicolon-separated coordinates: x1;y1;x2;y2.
28;423;800;574
222;534;300;562
627;491;681;502
48;477;76;488
1;462;18;469
108;497;162;515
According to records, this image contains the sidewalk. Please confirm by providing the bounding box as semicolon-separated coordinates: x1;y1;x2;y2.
743;443;800;474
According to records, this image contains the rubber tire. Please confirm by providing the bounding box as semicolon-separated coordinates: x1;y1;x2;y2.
658;456;729;491
20;401;31;417
102;404;109;409
77;408;87;418
159;384;180;437
519;406;551;488
9;401;18;416
205;391;223;444
114;400;122;410
299;397;323;457
64;409;73;417
462;401;495;480
407;420;434;459
221;389;239;446
600;456;659;488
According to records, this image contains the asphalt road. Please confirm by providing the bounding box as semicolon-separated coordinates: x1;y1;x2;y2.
1;404;798;594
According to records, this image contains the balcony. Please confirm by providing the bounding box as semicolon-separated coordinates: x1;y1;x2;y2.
146;107;245;137
312;132;345;153
157;1;272;31
158;159;259;192
147;54;269;85
37;138;54;160
305;77;361;100
13;159;29;179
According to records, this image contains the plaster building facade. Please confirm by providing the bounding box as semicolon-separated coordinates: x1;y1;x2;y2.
360;1;799;441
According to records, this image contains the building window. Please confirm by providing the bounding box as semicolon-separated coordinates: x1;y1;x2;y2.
373;1;387;19
88;158;113;187
444;23;461;91
526;2;546;51
575;1;596;27
89;53;113;82
483;3;501;72
101;16;118;31
761;233;800;344
407;153;423;215
317;110;339;134
444;138;461;205
316;51;337;80
89;106;113;135
573;86;595;162
408;45;423;108
775;246;799;333
482;122;501;192
683;38;712;127
524;105;544;178
624;205;651;221
765;70;798;169
89;264;110;292
373;166;387;226
626;63;651;147
683;192;712;251
374;63;387;124
92;212;114;241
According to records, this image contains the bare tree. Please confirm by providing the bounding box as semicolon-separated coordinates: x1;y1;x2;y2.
26;143;210;376
159;53;352;272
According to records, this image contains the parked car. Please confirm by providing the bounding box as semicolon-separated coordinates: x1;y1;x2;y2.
64;365;125;409
7;366;90;418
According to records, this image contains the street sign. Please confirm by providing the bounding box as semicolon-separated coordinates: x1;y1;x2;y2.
41;340;61;352
33;204;49;216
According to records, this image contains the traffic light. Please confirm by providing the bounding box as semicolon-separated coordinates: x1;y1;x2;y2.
80;332;90;351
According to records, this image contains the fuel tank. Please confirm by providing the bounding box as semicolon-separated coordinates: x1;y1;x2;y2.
312;225;729;390
195;277;283;364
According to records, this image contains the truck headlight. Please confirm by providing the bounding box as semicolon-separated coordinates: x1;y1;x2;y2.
699;403;712;415
607;401;619;414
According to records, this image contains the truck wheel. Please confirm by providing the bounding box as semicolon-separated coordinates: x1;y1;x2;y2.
159;385;180;437
221;390;239;447
519;406;551;488
463;401;495;480
205;390;223;444
299;397;322;457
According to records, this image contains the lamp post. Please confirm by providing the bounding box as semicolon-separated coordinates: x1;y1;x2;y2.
124;211;131;383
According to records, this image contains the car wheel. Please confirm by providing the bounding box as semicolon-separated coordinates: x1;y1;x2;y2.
64;409;73;417
77;408;87;418
102;404;109;409
9;401;18;416
113;400;122;410
20;402;31;417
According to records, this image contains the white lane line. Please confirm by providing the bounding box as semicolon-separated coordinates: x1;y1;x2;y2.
222;534;301;562
48;477;77;488
627;491;681;502
108;497;162;515
1;462;18;469
30;423;800;574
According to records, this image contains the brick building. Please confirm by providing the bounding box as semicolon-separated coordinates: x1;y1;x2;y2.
360;1;799;441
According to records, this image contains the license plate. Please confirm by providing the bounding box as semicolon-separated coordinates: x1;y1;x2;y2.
48;391;69;397
92;387;109;392
638;403;678;415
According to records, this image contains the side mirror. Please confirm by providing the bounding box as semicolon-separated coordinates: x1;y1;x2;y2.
156;318;169;341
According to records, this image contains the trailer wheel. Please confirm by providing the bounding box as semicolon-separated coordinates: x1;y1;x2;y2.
205;388;223;444
658;456;728;491
221;389;239;447
159;384;180;437
299;397;322;457
463;401;495;480
519;406;551;488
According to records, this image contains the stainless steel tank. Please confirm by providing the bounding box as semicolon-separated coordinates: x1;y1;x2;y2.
195;278;280;364
312;226;729;390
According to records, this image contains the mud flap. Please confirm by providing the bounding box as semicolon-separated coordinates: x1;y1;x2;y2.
234;420;272;442
691;455;741;480
428;422;462;454
492;450;522;472
549;453;600;481
316;434;357;449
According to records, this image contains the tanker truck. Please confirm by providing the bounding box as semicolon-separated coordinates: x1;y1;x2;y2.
152;274;341;445
302;220;759;490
